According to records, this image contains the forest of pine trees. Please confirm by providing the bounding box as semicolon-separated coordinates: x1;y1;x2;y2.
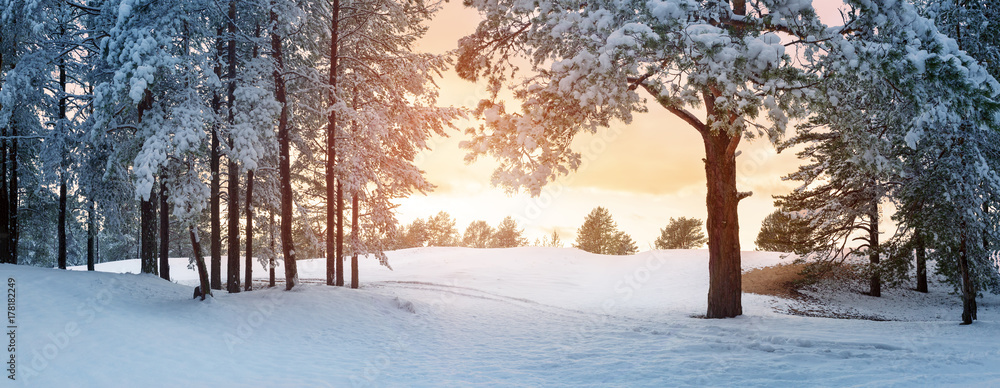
0;0;457;292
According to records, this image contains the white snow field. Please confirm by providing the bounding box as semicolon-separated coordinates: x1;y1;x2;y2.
3;247;998;387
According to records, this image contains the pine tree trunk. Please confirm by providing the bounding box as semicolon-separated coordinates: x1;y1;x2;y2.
58;177;67;269
868;201;881;297
226;0;241;294
336;182;344;287
159;181;170;281
959;234;976;324
915;232;927;293
87;200;96;271
9;119;16;264
702;128;743;318
0;38;4;265
189;226;212;300
210;28;223;290
140;186;157;274
57;45;68;270
351;193;359;289
227;158;240;291
271;3;297;290
0;125;9;265
269;212;275;288
245;170;253;291
326;0;340;287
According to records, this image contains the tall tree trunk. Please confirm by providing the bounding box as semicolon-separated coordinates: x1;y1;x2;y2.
959;233;976;324
9;119;15;264
699;1;747;319
326;0;340;286
226;0;241;294
915;232;927;293
57;40;68;270
271;3;297;290
58;177;67;269
351;193;359;289
245;170;253;291
702;128;743;318
210;28;224;290
140;186;157;274
336;182;344;286
0;124;9;265
269;212;275;288
87;200;96;271
868;200;881;297
159;181;170;280
189;226;212;300
245;21;261;292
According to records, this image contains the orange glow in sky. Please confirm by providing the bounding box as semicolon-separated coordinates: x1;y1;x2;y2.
400;1;848;250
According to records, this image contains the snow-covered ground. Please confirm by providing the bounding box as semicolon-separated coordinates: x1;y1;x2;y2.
3;248;998;386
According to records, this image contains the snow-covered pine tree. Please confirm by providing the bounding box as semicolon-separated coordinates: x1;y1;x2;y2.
458;0;832;317
882;0;1000;324
457;0;998;318
774;67;902;296
90;0;221;283
319;0;459;283
268;0;300;290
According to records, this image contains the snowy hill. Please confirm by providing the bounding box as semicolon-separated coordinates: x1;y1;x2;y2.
3;248;997;386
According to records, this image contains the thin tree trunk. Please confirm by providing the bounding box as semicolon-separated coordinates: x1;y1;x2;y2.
959;233;976;324
57;39;68;270
271;3;297;290
87;200;96;271
336;181;344;287
245;21;261;292
245;170;253;291
0;123;9;265
326;0;340;286
869;200;881;297
211;27;223;290
702;128;743;318
9;117;16;264
226;0;240;294
351;193;359;289
159;181;170;280
269;212;275;288
58;177;67;269
189;226;212;300
915;232;927;293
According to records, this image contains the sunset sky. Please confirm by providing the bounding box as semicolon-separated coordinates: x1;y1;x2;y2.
398;1;847;250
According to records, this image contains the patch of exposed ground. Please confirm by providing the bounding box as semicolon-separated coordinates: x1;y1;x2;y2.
742;263;808;299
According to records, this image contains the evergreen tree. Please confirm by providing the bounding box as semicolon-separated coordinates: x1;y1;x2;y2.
654;217;708;250
462;220;494;248
399;218;428;248
611;230;638;255
573;207;634;255
489;216;526;248
754;210;813;254
425;211;459;247
456;0;996;318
